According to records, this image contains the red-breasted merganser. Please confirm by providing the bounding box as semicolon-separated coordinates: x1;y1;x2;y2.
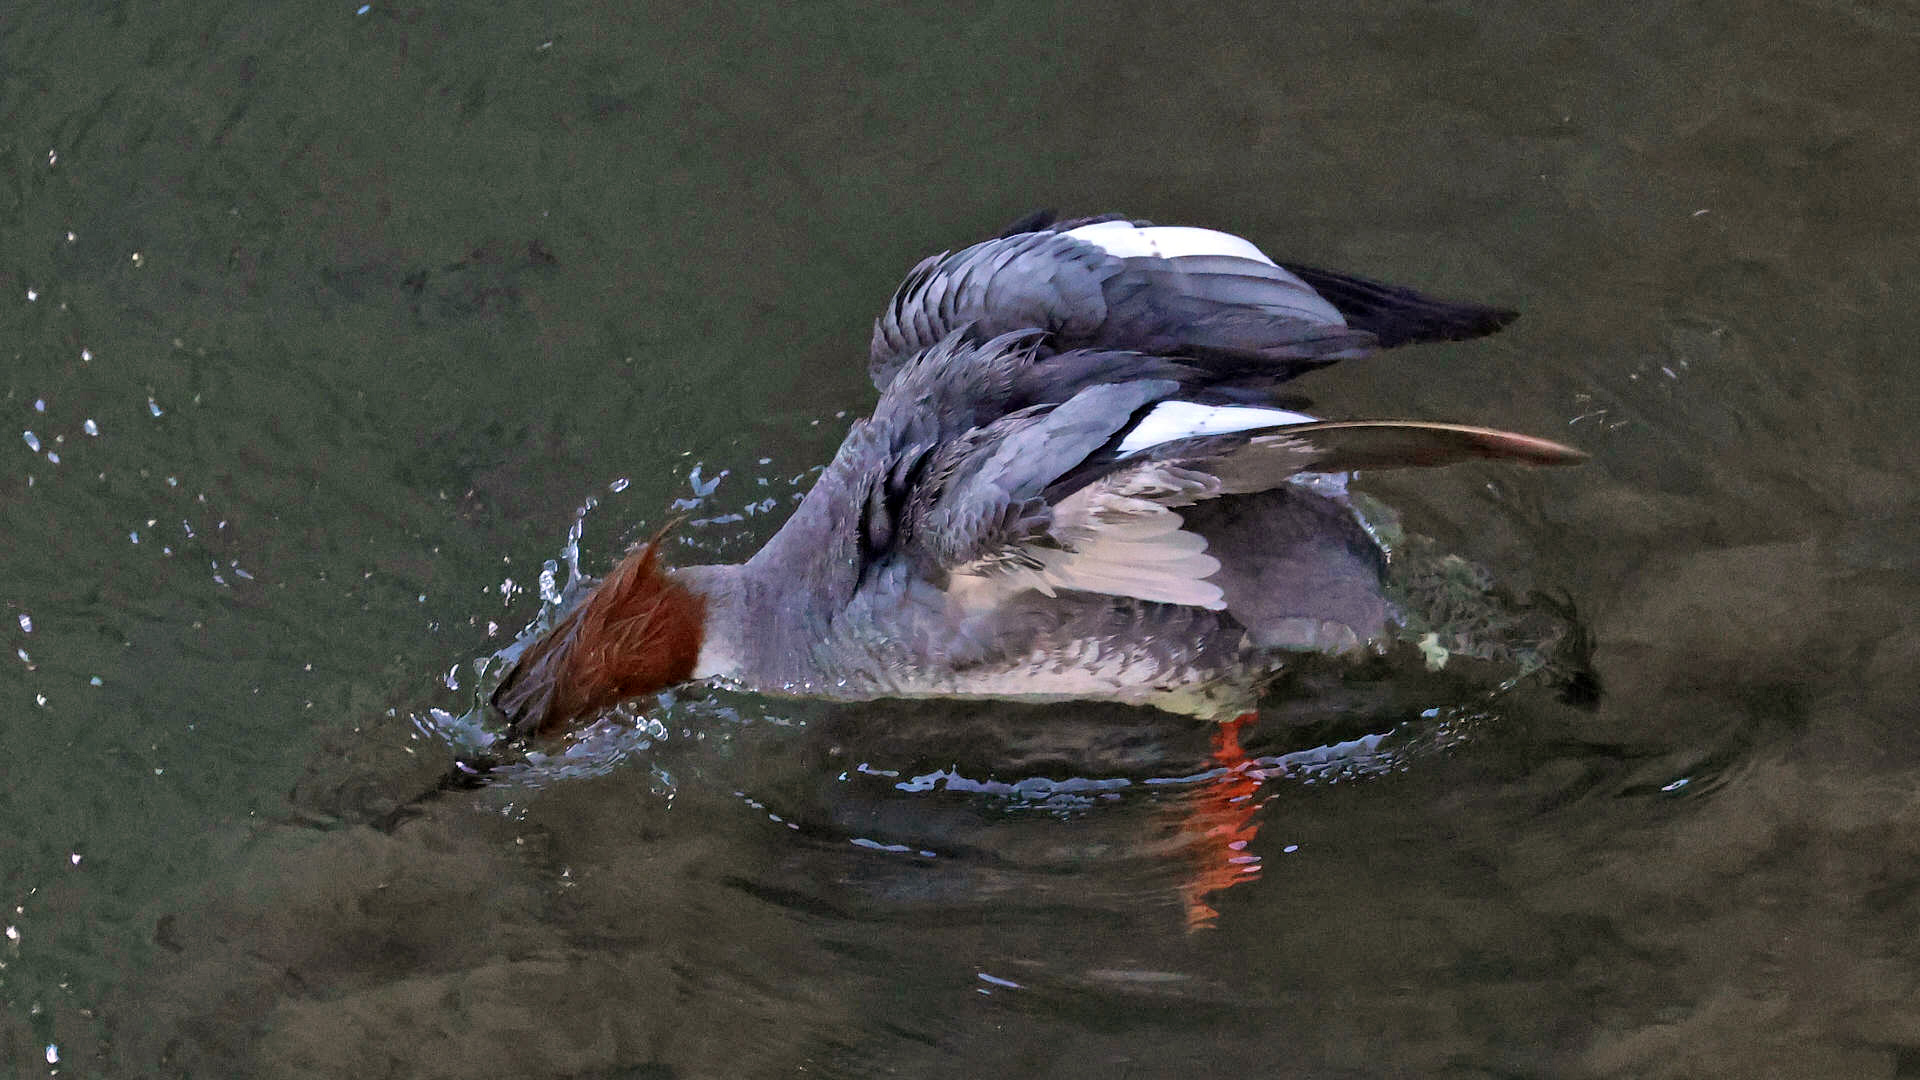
492;214;1583;738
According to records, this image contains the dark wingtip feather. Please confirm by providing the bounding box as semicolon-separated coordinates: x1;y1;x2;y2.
1278;262;1519;348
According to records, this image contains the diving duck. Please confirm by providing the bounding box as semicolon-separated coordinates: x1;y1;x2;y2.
492;213;1582;738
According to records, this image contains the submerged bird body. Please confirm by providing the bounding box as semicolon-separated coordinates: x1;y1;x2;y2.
493;215;1582;737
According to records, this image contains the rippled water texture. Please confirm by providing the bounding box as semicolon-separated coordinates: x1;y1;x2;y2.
4;2;1918;1077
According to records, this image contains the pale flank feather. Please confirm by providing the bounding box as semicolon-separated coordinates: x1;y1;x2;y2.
947;462;1230;612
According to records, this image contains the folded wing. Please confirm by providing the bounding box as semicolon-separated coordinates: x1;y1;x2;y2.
898;380;1583;618
868;214;1516;392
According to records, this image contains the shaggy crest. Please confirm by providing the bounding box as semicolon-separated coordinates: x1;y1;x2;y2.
491;529;705;738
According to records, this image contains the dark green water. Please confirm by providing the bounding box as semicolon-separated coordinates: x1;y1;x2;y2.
4;1;1918;1076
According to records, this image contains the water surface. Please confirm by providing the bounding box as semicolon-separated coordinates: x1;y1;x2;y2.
3;1;1918;1076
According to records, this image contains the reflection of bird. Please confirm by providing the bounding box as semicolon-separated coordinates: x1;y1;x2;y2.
492;214;1583;739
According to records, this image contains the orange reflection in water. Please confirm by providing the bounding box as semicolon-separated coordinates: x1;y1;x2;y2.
1179;712;1274;930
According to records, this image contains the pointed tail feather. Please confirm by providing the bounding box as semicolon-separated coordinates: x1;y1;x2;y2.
1163;419;1585;501
1272;419;1587;471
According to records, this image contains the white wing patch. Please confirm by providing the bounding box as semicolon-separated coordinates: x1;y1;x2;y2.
1117;402;1320;457
1065;221;1279;267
